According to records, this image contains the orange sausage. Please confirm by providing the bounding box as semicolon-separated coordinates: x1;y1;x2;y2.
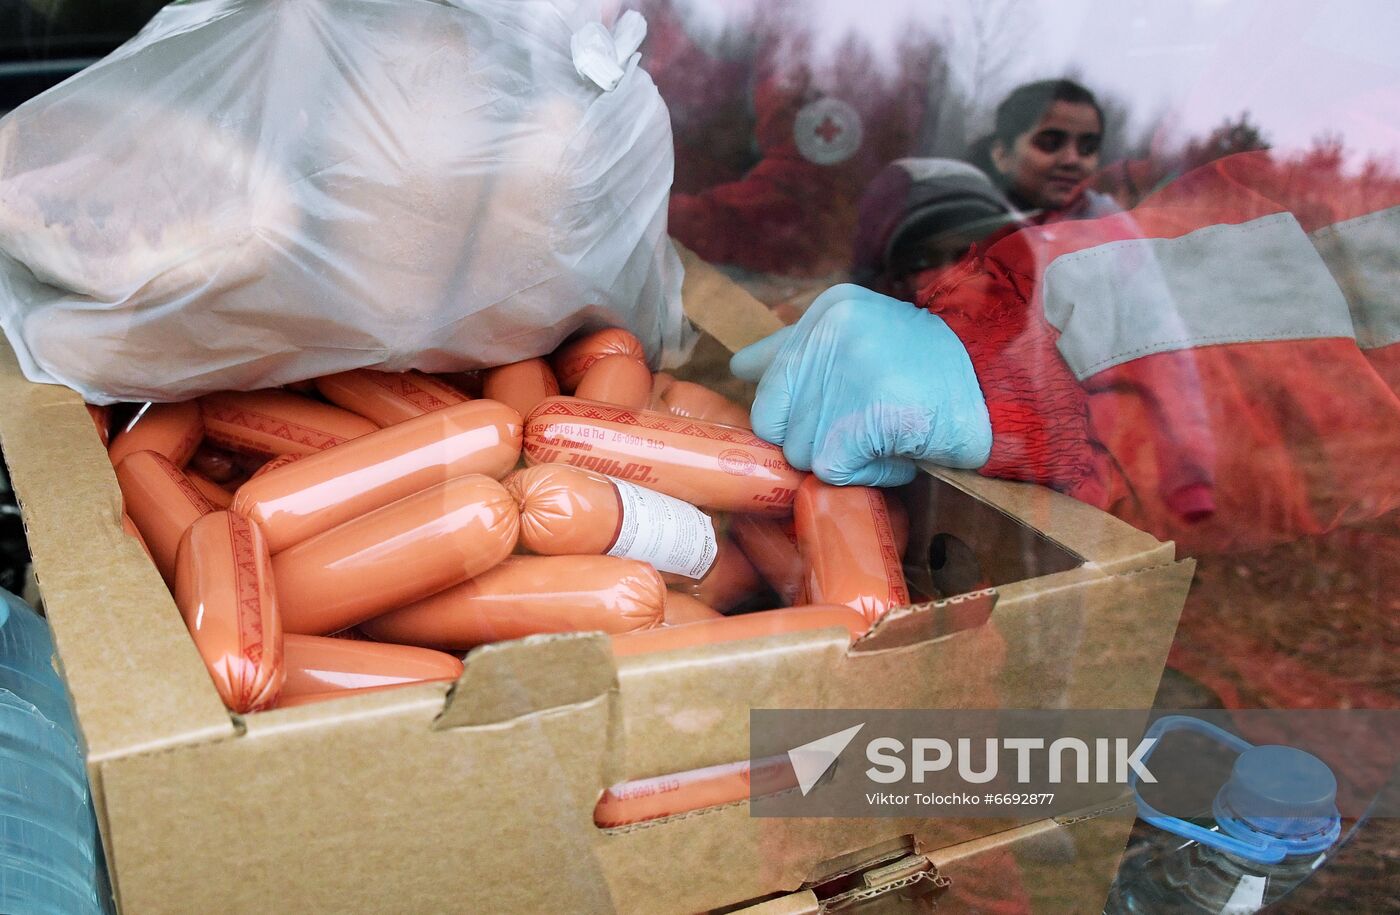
315;369;468;427
611;604;867;657
663;591;723;625
86;404;111;448
594;754;799;827
233;400;522;553
199;390;378;458
271;681;437;709
280;633;463;699
503;464;718;578
552;328;646;391
273;475;519;635
361;555;664;649
523;397;805;516
659;381;752;429
481;359;560;422
108;401;203;468
730;514;806;606
794;477;909;625
115;450;216;586
173;511;284;713
662;533;762;613
575;355;653;410
185;469;233;510
889;494;910;559
245;452;302;484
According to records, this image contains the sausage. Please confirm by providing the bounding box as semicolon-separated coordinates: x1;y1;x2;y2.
361;555;664;649
185;469;234;510
481;359;559;421
245;452;302;484
173;511;284;713
315;369;468;427
552;328;646;391
233;400;522;552
523;397;805;516
200;390;378;458
86;404;111;448
794;477;909;625
115;450;216;586
730;514;806;606
280;633;463;699
663;591;722;625
659;381;752;429
108;401;203;469
188;445;241;484
611;604;867;657
272;681;439;709
503;464;718;579
574;355;652;410
593;754;799;827
662;533;762;613
273;475;519;635
889;494;910;559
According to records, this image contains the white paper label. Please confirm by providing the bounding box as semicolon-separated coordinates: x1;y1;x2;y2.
607;477;718;579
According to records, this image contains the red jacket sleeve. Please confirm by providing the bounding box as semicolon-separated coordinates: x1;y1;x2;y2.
917;152;1400;555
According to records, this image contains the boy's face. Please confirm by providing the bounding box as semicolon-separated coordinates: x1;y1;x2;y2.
992;101;1103;211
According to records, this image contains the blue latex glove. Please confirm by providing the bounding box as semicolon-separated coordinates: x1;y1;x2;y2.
731;284;992;487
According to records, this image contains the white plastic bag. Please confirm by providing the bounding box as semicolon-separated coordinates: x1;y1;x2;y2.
0;0;692;403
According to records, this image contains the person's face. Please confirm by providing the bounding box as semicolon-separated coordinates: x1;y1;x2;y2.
991;101;1102;211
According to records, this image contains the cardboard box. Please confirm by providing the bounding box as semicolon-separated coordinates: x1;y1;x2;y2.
0;248;1193;913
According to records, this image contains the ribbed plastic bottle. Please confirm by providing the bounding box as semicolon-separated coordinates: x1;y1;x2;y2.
0;589;76;739
0;589;106;914
1105;717;1341;914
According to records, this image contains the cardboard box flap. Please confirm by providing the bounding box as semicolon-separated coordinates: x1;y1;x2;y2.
854;589;997;653
725;890;820;915
437;632;617;729
918;465;1175;574
675;243;784;353
614;627;853;779
0;340;233;761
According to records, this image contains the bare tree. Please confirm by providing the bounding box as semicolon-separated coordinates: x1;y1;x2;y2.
956;0;1035;140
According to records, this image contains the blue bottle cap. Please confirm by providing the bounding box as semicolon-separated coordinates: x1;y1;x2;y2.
1213;745;1341;858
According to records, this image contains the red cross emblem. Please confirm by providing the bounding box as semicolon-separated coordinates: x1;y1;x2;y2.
814;116;843;144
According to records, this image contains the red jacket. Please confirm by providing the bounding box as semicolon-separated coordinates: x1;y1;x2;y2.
917;151;1400;555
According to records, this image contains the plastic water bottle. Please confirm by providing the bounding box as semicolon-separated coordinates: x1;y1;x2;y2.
0;589;76;739
1104;718;1341;914
0;590;106;914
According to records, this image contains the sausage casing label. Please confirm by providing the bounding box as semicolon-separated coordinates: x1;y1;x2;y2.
608;478;717;579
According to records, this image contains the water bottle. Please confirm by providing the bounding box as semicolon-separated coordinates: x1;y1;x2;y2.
1104;717;1341;914
0;589;106;914
0;589;76;739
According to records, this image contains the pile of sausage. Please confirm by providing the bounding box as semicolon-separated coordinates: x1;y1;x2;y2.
95;328;912;723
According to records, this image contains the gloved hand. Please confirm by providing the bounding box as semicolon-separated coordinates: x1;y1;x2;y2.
730;284;992;487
